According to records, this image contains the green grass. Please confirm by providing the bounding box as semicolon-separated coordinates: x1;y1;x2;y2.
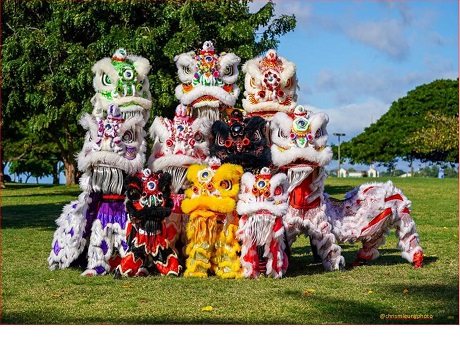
1;177;458;324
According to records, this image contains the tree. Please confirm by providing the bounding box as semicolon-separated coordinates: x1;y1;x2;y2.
404;111;458;163
340;79;458;167
1;0;296;185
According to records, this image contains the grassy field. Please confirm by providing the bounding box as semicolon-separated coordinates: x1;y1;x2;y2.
1;177;458;325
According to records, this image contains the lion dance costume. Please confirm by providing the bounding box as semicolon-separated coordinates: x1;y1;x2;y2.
270;103;424;269
181;159;243;278
236;167;290;278
148;41;242;254
114;169;182;278
48;48;152;276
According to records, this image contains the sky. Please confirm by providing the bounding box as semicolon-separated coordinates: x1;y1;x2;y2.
250;0;458;170
5;0;458;183
252;0;458;138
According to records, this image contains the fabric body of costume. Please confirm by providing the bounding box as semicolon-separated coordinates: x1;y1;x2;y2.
181;160;243;278
48;48;152;276
236;167;290;278
115;169;182;278
324;181;423;267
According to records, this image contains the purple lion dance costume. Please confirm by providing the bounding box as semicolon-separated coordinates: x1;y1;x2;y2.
48;48;152;276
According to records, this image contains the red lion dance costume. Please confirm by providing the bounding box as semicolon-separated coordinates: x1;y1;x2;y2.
236;167;290;278
270;104;424;269
114;169;182;278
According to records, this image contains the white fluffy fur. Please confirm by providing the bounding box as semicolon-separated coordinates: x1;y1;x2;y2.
174;50;240;107
174;83;240;107
148;116;212;171
270;111;333;167
77;113;147;174
237;172;289;217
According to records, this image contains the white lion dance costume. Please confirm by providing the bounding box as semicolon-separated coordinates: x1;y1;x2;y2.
270;104;424;270
174;40;241;121
236;167;290;278
181;159;243;278
48;48;152;276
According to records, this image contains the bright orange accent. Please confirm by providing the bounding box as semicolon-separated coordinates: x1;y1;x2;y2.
223;84;233;92
182;83;193;92
413;251;424;268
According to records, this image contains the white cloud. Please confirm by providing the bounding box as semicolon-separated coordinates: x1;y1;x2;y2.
345;19;410;60
305;98;390;140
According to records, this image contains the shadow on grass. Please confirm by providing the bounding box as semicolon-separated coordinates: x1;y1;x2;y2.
282;283;458;324
1;203;64;231
324;184;357;198
287;244;437;276
5;281;456;324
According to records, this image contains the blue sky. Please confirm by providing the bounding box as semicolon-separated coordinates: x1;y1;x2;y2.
6;0;458;183
251;0;458;145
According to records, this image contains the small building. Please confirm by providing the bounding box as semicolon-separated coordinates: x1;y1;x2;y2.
338;168;347;177
337;166;379;178
348;171;365;178
367;166;379;178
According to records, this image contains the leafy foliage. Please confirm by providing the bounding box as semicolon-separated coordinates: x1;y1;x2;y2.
404;111;459;163
341;79;459;165
1;0;296;184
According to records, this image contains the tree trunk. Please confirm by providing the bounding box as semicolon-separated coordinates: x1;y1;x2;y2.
0;171;5;189
52;161;60;185
64;159;77;185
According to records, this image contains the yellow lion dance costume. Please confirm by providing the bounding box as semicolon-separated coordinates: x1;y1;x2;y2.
181;160;243;278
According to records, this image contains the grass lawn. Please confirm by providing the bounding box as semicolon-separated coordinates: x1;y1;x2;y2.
1;177;458;325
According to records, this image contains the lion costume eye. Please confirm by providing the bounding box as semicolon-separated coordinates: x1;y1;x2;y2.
122;130;135;143
274;186;283;196
223;65;233;76
220;180;232;190
102;73;112;86
198;169;213;183
122;67;134;80
147;181;156;191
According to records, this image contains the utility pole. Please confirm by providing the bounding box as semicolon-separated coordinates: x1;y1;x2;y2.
333;133;345;177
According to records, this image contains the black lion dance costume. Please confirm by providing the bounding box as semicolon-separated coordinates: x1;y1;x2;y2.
48;48;152;276
210;109;271;173
114;169;182;278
